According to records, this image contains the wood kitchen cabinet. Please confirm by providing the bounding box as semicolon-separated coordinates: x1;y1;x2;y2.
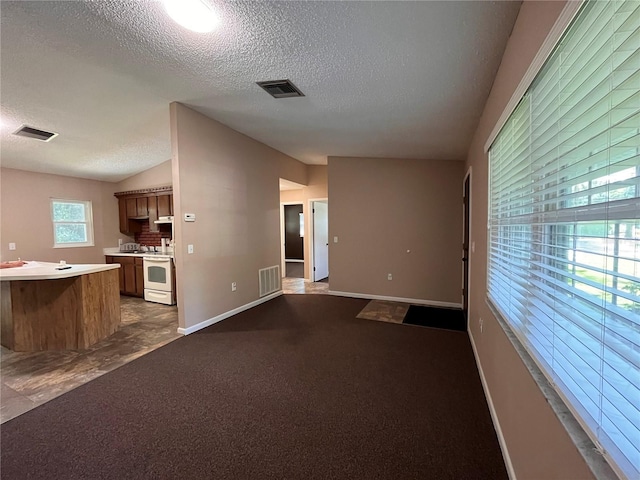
120;198;143;235
125;198;137;218
157;194;172;217
134;258;144;296
150;194;173;232
105;256;144;297
136;197;148;217
147;196;158;232
118;200;129;235
115;187;173;235
125;197;148;219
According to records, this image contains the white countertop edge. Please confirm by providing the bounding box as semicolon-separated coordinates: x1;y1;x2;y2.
0;262;120;281
103;247;174;258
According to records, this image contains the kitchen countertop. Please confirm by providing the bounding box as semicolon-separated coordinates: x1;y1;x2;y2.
0;261;120;281
103;248;173;258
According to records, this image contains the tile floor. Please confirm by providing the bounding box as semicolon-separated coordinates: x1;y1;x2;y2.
282;276;329;294
356;299;410;324
1;296;179;423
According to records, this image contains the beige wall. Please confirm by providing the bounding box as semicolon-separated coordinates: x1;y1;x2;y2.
280;165;328;279
0;168;120;263
170;102;308;330
328;156;464;305
465;1;595;479
116;159;172;192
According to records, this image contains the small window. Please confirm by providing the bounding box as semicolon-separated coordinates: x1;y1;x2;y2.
51;199;94;248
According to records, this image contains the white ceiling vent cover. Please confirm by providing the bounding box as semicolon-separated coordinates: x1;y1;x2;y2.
256;79;305;98
13;125;58;142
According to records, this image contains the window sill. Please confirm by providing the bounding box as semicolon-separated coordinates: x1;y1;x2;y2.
53;243;95;249
484;297;620;480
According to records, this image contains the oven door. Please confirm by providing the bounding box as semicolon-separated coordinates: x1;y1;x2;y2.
143;257;171;292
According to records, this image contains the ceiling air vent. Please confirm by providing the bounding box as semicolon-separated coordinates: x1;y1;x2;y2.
13;125;58;142
256;79;305;98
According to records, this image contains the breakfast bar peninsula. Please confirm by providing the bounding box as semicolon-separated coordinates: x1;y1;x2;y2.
0;261;121;352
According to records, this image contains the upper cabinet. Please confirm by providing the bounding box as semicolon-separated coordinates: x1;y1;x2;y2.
114;186;173;235
136;197;148;217
157;194;173;217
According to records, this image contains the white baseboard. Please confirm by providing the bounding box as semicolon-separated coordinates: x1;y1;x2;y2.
468;331;517;480
177;291;283;335
328;290;463;309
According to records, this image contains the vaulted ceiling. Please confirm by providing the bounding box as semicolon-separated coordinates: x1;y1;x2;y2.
0;1;521;182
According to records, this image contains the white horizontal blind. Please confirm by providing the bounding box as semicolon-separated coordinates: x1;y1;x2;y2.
488;1;640;478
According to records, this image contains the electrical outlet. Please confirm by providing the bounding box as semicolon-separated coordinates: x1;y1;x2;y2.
231;282;237;292
387;273;393;280
479;317;484;333
9;243;16;251
187;244;194;254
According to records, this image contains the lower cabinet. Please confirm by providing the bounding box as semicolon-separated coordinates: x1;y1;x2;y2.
105;256;144;297
135;260;144;296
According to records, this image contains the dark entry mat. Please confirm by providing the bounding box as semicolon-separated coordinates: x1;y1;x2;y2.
403;305;466;332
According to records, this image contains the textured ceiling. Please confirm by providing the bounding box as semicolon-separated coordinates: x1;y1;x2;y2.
0;1;521;182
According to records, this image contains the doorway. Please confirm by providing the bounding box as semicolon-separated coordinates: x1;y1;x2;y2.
283;203;304;278
462;169;471;323
281;198;329;294
311;200;329;282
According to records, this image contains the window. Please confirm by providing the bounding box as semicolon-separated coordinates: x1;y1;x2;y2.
488;1;639;478
51;199;94;247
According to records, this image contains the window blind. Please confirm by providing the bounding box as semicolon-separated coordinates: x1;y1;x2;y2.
488;1;639;478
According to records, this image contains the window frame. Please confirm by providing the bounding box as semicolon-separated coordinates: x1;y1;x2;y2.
485;1;639;478
50;198;95;248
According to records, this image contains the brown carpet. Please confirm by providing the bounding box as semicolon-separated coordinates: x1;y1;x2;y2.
1;295;507;480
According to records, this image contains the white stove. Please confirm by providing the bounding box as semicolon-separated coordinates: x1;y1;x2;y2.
143;255;175;305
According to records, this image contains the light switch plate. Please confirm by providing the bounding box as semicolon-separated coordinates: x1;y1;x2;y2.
9;243;16;251
187;244;194;254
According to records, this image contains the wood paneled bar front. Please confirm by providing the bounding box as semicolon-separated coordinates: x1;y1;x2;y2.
0;262;121;352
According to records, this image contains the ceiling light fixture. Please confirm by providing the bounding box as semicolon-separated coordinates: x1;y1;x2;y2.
163;0;219;33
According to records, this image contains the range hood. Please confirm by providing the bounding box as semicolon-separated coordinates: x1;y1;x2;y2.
153;216;173;224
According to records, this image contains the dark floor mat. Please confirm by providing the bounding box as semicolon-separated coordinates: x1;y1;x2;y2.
403;305;467;331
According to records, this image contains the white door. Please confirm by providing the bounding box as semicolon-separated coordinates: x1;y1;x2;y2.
313;201;329;281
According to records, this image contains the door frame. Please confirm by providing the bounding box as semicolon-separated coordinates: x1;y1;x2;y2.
462;167;472;323
280;202;305;277
308;198;328;283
